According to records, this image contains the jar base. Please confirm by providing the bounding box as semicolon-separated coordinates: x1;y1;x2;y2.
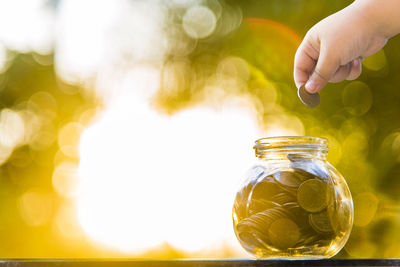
250;244;340;259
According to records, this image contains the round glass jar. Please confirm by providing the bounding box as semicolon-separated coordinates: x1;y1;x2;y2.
232;136;353;259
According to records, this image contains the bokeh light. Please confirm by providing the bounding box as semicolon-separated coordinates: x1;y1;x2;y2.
53;162;80;198
363;50;387;72
19;189;53;227
353;192;379;227
183;6;217;39
58;122;83;158
342;81;373;116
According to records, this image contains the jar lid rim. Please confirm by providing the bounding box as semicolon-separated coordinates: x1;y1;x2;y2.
254;136;329;160
255;136;328;145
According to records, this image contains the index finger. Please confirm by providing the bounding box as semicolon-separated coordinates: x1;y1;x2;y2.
294;40;319;89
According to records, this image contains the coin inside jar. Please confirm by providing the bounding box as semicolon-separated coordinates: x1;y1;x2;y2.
273;170;305;188
298;85;320;108
309;210;334;234
233;167;344;254
233;137;354;258
268;218;300;249
297;179;328;212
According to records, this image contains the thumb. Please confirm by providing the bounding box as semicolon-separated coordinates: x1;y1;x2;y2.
305;47;340;93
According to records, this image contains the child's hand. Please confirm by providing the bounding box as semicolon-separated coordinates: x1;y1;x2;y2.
294;0;400;94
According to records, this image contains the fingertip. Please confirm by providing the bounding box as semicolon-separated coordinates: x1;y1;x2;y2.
352;58;361;67
293;39;320;91
305;71;326;94
347;59;363;81
294;69;312;90
305;79;319;94
308;47;340;93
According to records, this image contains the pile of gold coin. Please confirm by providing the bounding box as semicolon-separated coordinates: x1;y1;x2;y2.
233;167;339;255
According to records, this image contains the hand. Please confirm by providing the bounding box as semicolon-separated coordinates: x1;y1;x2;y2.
294;1;390;94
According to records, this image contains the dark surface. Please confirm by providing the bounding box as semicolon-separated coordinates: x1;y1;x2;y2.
0;260;398;267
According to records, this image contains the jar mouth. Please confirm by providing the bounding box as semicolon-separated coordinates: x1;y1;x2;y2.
254;136;329;159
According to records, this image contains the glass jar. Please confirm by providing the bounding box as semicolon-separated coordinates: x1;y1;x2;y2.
232;136;353;259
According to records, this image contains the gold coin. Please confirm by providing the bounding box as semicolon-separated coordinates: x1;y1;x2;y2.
251;178;281;201
241;211;274;236
238;231;258;248
282;202;309;227
282;202;300;210
248;199;279;215
293;168;318;181
237;217;269;238
268;218;300;249
275;169;316;189
234;182;255;220
298;84;320;108
297;179;328;212
309;210;334;234
273;170;303;188
264;206;291;220
287;153;306;162
237;220;268;249
301;233;322;246
249;207;288;231
271;192;296;205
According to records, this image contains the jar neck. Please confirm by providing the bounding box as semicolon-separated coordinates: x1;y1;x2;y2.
254;136;329;161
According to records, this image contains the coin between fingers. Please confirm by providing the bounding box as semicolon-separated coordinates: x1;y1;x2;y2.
298;85;320;108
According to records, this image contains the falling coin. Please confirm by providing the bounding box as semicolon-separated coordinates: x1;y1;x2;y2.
298;85;320;108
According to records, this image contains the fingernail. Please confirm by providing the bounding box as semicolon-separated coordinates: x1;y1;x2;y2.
305;79;319;94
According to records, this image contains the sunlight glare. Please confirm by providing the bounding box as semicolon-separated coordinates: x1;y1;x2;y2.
77;89;262;254
56;0;167;85
0;0;54;53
